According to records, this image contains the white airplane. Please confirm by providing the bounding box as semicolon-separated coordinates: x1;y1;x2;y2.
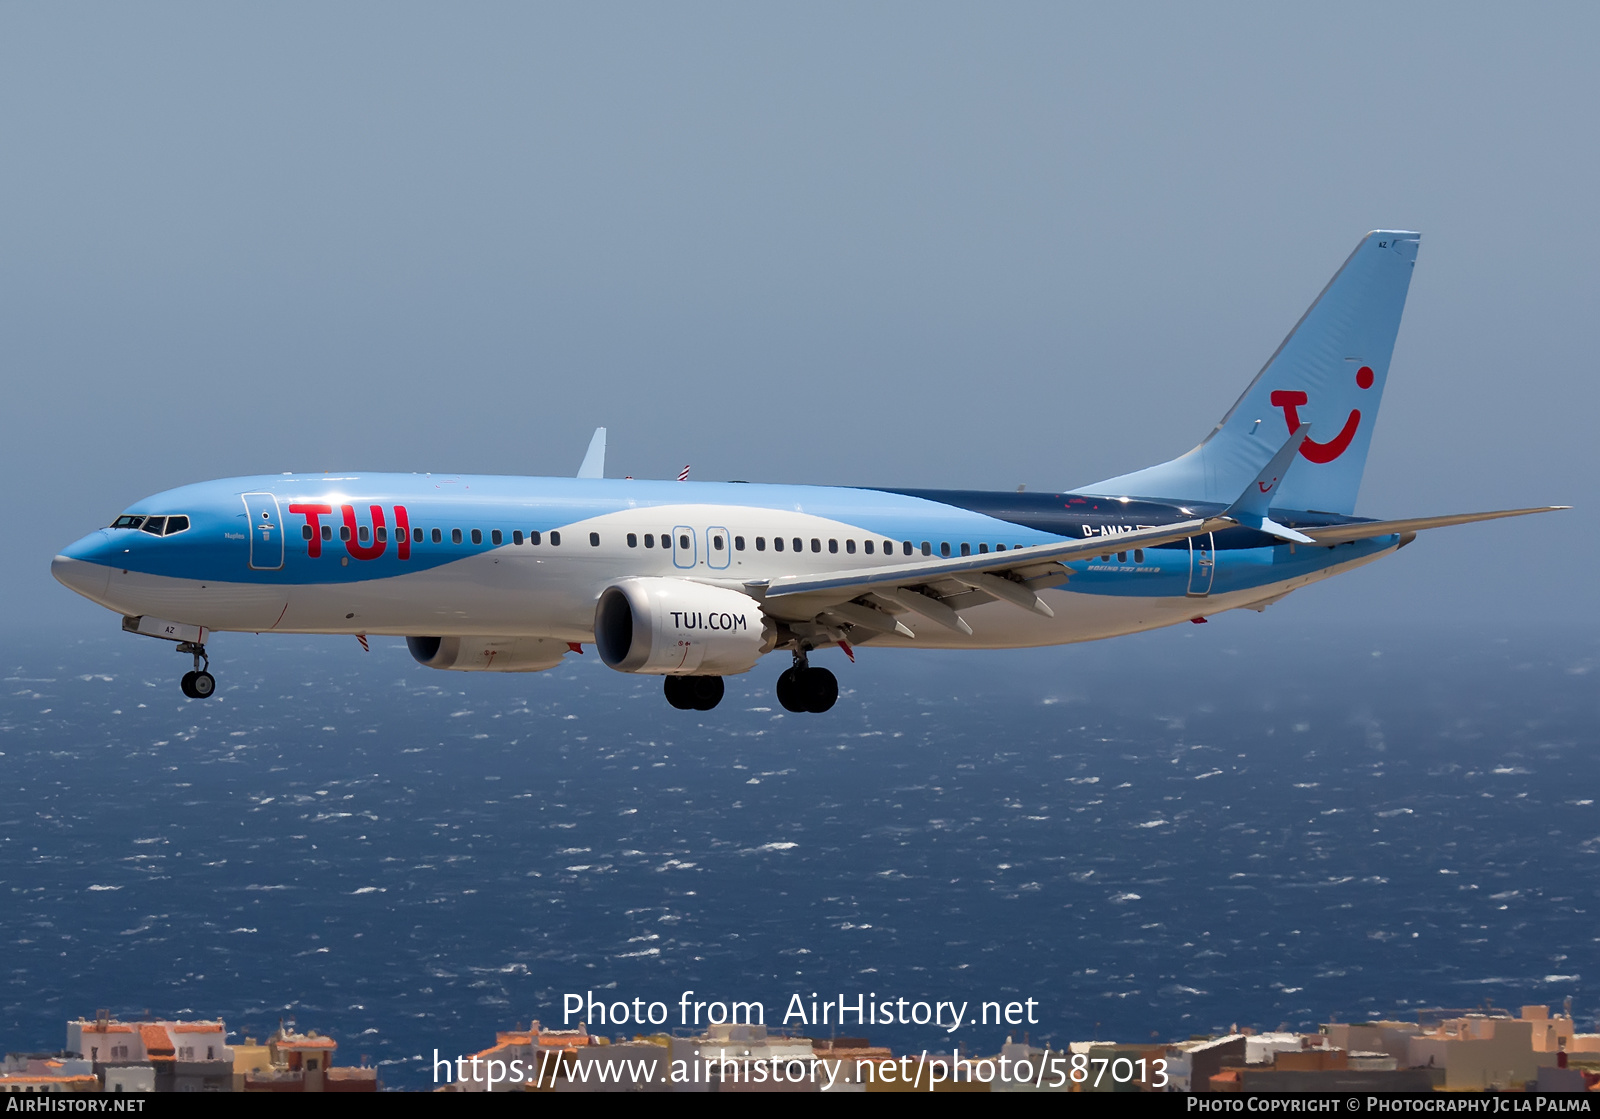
51;231;1562;712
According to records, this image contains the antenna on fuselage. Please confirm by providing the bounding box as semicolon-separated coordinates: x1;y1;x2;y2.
576;427;606;479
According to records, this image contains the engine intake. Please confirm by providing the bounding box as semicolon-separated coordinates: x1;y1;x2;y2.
595;578;774;675
406;635;568;672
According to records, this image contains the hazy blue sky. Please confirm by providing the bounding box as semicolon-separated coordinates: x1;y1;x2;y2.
5;3;1593;632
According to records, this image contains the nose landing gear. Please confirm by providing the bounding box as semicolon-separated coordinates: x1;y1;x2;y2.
776;649;837;713
176;641;216;699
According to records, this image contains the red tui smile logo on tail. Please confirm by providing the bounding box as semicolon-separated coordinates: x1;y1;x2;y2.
1270;366;1374;463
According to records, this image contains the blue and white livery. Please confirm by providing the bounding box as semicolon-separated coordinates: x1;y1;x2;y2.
52;232;1563;711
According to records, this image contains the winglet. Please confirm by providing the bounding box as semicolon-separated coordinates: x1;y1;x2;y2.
1224;427;1316;543
577;427;606;479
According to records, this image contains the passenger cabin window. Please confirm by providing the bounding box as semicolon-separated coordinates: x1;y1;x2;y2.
811;538;821;553
491;529;502;545
471;529;482;544
921;541;932;556
903;541;913;555
452;529;463;544
431;528;442;543
792;537;802;552
303;525;313;540
734;536;745;551
978;543;988;553
712;534;724;550
1134;549;1145;563
414;527;423;542
643;533;654;548
773;537;783;552
142;516;167;535
514;530;524;545
828;539;838;553
340;525;351;541
550;531;561;546
590;532;600;546
679;534;690;549
845;539;855;554
627;533;638;548
863;540;873;554
376;526;387;542
529;530;542;545
940;542;951;557
359;526;370;542
960;542;970;556
1117;551;1127;563
755;537;766;551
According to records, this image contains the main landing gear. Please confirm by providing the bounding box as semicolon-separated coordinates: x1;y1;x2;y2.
776;650;837;714
660;651;839;714
176;641;216;700
664;675;724;711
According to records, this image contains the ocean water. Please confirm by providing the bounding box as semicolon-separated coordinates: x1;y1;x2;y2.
2;617;1596;1087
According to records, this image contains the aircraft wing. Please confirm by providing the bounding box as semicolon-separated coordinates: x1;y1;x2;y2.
1296;506;1568;546
755;516;1232;632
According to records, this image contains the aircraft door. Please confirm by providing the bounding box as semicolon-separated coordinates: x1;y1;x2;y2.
1187;532;1214;597
705;526;730;570
242;493;285;570
671;525;697;569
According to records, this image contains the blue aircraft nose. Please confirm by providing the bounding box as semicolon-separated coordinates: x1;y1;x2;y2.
52;531;116;603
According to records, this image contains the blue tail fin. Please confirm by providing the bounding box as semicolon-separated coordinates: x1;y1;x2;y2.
1077;230;1420;514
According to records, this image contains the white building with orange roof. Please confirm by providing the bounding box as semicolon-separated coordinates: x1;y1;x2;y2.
0;1054;100;1094
67;1011;232;1092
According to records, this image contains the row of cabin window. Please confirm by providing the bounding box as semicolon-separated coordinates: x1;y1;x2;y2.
1101;549;1146;563
624;533;1018;557
303;525;578;546
300;524;1023;558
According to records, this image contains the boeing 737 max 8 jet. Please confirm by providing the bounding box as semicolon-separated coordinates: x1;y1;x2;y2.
52;231;1562;712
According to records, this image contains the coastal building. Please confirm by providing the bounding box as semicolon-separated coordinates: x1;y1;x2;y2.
1064;1040;1167;1093
1164;1035;1244;1093
1519;1004;1600;1056
1209;1044;1442;1093
1323;1020;1423;1065
0;1054;100;1094
1406;1009;1562;1091
240;1023;377;1092
67;1012;232;1092
439;1021;654;1092
670;1023;819;1093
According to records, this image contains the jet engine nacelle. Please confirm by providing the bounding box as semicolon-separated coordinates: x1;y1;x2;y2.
406;635;569;673
595;578;775;675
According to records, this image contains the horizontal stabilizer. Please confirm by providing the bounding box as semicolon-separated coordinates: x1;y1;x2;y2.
1299;506;1569;546
1223;428;1315;543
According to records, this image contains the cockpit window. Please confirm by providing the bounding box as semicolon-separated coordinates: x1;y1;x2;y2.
113;513;190;535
